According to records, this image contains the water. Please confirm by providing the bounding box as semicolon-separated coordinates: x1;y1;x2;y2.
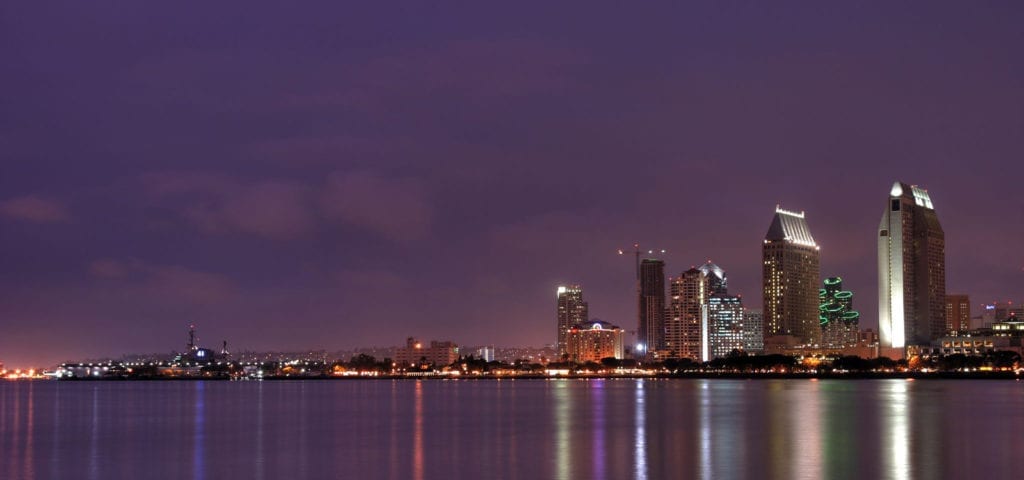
1;378;1023;480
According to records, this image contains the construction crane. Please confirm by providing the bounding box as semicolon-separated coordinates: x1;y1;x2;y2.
617;242;667;281
617;242;667;355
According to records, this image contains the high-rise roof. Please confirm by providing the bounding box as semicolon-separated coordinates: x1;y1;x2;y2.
697;261;725;282
698;261;728;295
765;206;817;247
890;181;935;210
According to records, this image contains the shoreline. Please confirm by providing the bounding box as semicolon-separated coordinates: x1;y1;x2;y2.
34;370;1023;382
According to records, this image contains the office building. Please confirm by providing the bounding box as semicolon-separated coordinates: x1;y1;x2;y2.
706;293;745;359
638;259;666;355
763;206;821;346
819;277;860;347
476;346;495;363
743;308;764;353
665;267;707;360
945;294;971;334
878;182;946;349
556;285;588;359
566;320;626;363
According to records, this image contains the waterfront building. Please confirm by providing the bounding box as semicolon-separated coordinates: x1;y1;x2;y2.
665;267;707;360
476;346;495;362
638;259;666;355
556;285;588;359
706;293;745;359
763;206;821;346
945;294;971;334
819;277;860;348
878;182;946;350
743;308;764;353
993;301;1023;322
395;338;459;368
566;320;626;363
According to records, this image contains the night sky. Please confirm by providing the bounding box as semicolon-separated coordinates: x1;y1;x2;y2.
2;2;1023;367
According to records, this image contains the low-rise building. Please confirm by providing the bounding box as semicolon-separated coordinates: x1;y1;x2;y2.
566;320;625;363
395;337;459;368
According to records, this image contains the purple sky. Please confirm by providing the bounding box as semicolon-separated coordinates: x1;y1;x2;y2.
2;2;1023;367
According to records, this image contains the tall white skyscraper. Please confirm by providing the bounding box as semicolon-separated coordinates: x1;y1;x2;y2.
878;182;945;349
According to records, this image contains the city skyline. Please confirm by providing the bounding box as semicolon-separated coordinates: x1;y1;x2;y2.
3;3;1024;368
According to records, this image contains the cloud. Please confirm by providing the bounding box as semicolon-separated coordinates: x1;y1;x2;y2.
185;182;315;239
88;258;236;305
0;196;69;223
321;171;434;242
143;173;316;239
142;170;433;243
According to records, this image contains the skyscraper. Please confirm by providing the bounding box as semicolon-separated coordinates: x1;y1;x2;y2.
667;261;745;361
742;308;764;353
819;277;860;347
945;294;970;333
665;267;707;360
698;261;727;295
878;182;946;349
706;292;744;359
556;285;588;359
763;206;821;346
638;259;666;355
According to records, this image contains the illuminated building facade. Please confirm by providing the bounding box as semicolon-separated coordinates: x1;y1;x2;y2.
763;206;821;346
395;337;460;368
706;293;745;359
664;261;728;360
743;308;764;353
566;320;625;363
665;267;707;360
556;285;589;359
819;277;860;347
945;294;970;333
637;259;666;355
878;182;946;349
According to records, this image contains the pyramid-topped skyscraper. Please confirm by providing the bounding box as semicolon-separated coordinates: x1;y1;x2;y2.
763;206;821;346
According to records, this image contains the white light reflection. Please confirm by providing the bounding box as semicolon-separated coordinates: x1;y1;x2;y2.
885;381;910;480
699;381;711;480
554;380;571;480
634;379;647;480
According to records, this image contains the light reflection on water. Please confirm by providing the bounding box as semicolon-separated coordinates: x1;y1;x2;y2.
633;379;646;480
1;379;1023;479
886;381;910;480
